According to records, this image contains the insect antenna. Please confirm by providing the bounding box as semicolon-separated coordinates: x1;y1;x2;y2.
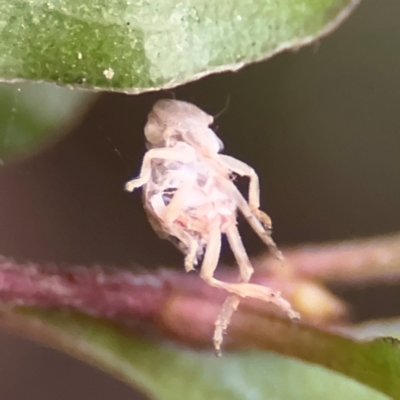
159;90;177;99
213;96;231;120
106;135;132;173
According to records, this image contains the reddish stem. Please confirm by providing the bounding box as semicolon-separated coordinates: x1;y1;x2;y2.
257;232;400;285
0;255;344;327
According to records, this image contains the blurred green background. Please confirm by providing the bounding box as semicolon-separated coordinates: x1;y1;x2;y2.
0;0;398;399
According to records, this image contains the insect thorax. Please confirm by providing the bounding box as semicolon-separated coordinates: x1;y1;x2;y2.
144;156;237;237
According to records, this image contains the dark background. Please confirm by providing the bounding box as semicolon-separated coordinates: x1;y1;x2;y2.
0;0;399;398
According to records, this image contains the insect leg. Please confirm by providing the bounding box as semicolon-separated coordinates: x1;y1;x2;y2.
199;228;223;287
200;228;283;301
125;148;196;192
213;295;240;355
161;184;193;223
217;154;261;211
214;224;254;354
197;227;233;353
168;225;199;272
217;155;281;257
225;223;254;283
184;238;199;272
159;184;199;271
200;228;298;352
224;181;282;259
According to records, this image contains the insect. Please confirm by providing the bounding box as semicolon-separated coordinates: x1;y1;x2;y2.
125;99;299;353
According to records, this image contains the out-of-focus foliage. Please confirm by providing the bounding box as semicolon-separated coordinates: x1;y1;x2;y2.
0;82;94;163
0;307;396;400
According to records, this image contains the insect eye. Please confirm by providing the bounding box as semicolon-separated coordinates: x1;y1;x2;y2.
144;121;164;146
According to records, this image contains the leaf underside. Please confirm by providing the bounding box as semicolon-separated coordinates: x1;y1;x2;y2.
0;0;360;92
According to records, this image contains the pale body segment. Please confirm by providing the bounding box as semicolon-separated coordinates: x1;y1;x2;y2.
125;99;299;353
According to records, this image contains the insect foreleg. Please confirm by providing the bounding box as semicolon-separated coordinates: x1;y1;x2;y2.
125;148;196;192
157;184;200;271
161;184;194;223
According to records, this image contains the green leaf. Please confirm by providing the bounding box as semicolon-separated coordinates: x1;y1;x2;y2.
0;0;360;92
0;307;394;400
0;82;94;163
340;318;400;341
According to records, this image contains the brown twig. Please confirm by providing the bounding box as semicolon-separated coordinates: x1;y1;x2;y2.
257;232;400;285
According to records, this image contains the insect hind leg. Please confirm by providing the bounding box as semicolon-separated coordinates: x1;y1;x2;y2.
213;224;253;355
200;227;297;354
